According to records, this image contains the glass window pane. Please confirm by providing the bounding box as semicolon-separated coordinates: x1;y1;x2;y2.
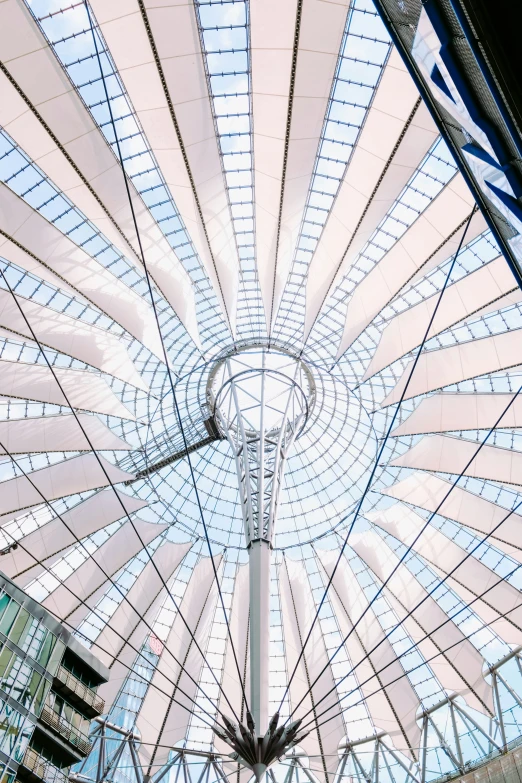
23;669;41;710
0;601;19;638
46;639;64;676
12;661;32;706
14;719;32;763
9;608;30;647
37;632;54;669
63;702;73;724
0;647;13;684
2;654;21;693
19;617;38;654
27;626;46;661
0;703;8;748
0;595;10;625
33;678;50;717
0;766;15;783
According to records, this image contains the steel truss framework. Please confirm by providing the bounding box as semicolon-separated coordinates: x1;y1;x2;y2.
72;719;231;783
73;719;318;783
2;1;522;783
74;647;522;783
209;351;313;544
207;347;315;737
335;647;522;783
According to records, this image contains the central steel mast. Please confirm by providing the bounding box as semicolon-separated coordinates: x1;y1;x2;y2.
209;347;313;741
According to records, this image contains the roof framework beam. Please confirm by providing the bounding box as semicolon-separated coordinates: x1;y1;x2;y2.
0;489;147;587
369;504;522;645
0;359;135;420
364;255;521;380
383;329;522;406
335;174;475;357
42;518;167;624
317;549;421;760
251;0;349;331
390;434;522;486
0;183;165;359
382;472;522;562
350;529;493;715
0;287;148;391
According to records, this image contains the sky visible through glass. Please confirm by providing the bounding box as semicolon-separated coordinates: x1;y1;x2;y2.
1;0;522;781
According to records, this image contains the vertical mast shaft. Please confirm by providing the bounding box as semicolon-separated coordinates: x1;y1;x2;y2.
248;538;271;734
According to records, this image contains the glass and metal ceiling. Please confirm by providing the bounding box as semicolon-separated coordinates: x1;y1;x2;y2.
1;1;522;783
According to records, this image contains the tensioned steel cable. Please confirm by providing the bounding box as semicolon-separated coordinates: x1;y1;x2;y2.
0;260;240;723
84;0;252;720
278;207;477;714
298;469;522;731
2;0;245;724
288;379;522;724
0;508;222;734
0;438;230;731
0;282;237;716
274;7;394;349
305;546;522;736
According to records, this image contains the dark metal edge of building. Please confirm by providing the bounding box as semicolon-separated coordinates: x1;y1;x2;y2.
371;0;522;292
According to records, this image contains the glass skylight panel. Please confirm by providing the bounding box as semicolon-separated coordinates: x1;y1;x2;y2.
274;0;391;339
75;537;167;645
0;131;196;378
2;4;522;781
0;132;142;292
311;137;457;337
195;0;264;341
302;137;459;384
24;519;124;602
350;552;447;707
344;138;457;284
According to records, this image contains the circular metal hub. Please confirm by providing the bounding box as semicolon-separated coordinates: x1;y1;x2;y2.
152;340;377;550
207;346;316;440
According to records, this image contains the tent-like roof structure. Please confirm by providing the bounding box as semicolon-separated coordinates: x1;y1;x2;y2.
1;1;522;783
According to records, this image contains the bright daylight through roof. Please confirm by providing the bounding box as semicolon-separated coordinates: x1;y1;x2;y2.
0;2;522;783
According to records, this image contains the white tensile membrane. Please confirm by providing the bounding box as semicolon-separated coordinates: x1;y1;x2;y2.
0;0;201;347
88;0;239;335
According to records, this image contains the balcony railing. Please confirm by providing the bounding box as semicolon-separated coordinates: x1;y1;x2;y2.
54;666;105;716
20;747;68;783
40;705;92;757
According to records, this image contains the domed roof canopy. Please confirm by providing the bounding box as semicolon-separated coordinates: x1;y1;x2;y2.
0;2;522;783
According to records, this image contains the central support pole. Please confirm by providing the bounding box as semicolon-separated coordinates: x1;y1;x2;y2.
209;347;314;751
208;348;314;775
249;538;271;735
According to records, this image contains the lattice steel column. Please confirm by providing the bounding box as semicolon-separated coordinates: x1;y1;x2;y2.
208;346;314;737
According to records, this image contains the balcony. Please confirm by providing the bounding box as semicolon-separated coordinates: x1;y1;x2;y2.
18;747;68;783
40;705;92;757
52;666;105;718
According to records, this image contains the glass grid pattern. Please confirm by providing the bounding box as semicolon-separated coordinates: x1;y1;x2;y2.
195;0;265;341
273;0;392;339
28;0;231;353
0;1;521;780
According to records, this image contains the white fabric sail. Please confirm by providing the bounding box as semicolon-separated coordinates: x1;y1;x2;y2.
0;2;521;782
0;0;200;346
